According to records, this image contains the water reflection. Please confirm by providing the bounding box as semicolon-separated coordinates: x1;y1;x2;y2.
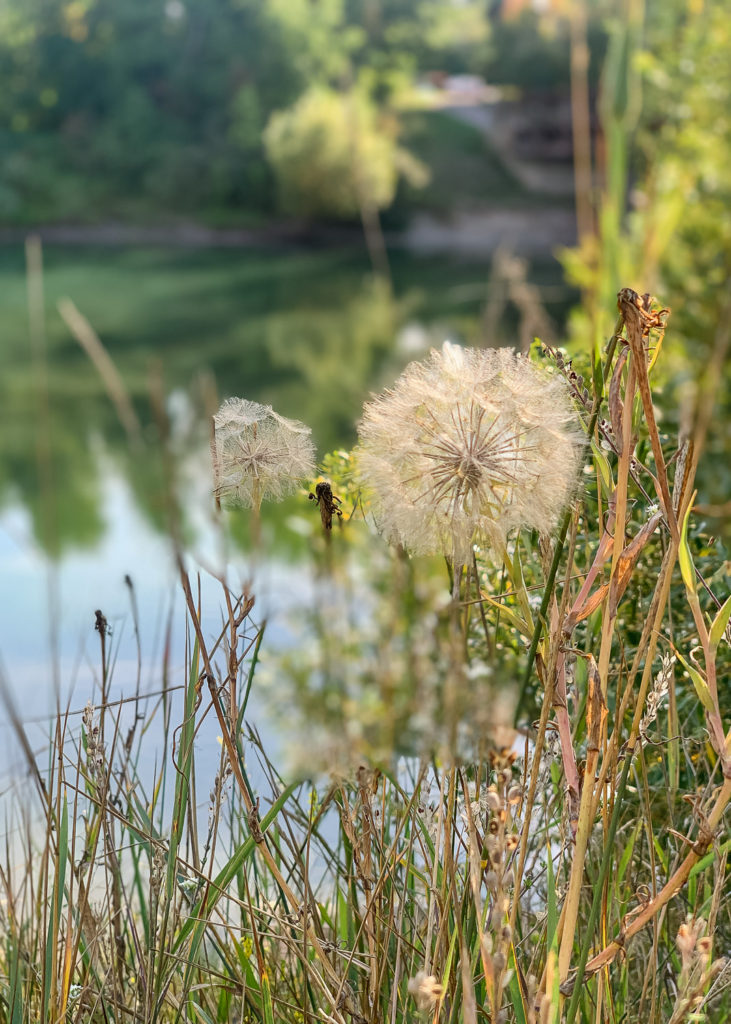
0;245;571;557
0;244;571;771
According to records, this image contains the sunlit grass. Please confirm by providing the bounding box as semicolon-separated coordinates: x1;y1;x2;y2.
1;287;729;1023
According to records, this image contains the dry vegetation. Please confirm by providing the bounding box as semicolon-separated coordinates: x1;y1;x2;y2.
1;288;729;1024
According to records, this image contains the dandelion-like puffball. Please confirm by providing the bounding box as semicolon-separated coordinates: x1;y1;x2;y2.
357;343;582;559
212;398;316;509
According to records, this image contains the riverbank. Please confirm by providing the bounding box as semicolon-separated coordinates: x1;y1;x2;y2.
0;203;576;257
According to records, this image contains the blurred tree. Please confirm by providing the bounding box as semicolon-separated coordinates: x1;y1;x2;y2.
562;0;731;521
345;0;492;79
0;0;493;225
0;0;314;221
264;85;427;277
263;87;425;221
483;7;607;94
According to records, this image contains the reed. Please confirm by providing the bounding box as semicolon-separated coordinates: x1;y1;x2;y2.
1;286;729;1023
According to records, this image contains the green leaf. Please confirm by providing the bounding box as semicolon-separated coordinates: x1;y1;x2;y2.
188;1001;216;1024
592;347;604;401
617;819;642;886
546;842;558;954
688;836;731;880
507;948;528;1024
511;537;534;634
261;970;275;1024
709;592;731;653
590;439;613;490
678;495;697;595
674;648;715;714
479;592;531;638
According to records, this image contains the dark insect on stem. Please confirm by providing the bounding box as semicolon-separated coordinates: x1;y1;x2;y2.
94;609;110;636
309;481;343;531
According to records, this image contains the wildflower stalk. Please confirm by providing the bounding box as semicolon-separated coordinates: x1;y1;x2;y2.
558;302;731;1010
514;317;622;725
563;530;683;1020
579;773;731;980
558;307;639;984
513;506;572;726
251;475;262;549
176;566;361;1023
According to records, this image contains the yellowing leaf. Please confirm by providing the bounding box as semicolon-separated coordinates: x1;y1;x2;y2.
678;494;697;596
591;440;613;491
479;592;530;638
674;647;715;714
709;592;731;653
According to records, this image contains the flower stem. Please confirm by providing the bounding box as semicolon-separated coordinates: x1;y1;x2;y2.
513;320;622;726
513;508;570;726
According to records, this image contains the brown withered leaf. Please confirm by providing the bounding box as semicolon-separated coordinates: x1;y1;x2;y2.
617;288;667;348
586;656;607;754
608;346;628;455
563;511;662;631
564;583;610;633
608;511;664;618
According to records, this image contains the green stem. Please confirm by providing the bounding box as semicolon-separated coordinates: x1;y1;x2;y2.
514;323;622;726
513;509;572;726
564;752;632;1024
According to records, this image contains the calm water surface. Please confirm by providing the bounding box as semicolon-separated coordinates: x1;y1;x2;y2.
0;244;571;785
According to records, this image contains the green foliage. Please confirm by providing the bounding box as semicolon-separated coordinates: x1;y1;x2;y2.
3;244;546;554
484;9;607;93
0;0;495;225
264;86;426;219
562;0;731;525
0;0;321;222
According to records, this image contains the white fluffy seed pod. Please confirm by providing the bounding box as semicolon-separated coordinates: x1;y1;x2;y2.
212;398;316;509
356;343;582;560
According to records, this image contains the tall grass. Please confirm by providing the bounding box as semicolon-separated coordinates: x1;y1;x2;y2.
0;285;729;1023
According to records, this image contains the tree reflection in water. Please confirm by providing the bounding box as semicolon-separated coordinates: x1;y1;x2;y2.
0;245;570;557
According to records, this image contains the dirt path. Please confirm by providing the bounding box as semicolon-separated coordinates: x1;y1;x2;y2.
396;205;575;256
447;104;576;198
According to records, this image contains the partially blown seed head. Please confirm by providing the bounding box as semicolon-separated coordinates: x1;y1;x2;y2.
212;398;316;509
357;343;582;559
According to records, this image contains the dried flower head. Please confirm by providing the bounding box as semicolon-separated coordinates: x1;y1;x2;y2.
676;916;707;975
408;970;444;1010
212;398;316;509
357;343;582;560
639;651;674;741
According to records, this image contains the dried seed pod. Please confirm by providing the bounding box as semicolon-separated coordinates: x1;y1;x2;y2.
357;342;582;560
212;397;316;509
485;790;503;813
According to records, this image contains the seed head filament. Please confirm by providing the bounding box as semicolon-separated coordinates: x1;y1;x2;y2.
409;401;536;523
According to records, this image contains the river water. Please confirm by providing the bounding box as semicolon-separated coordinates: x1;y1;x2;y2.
0;243;572;792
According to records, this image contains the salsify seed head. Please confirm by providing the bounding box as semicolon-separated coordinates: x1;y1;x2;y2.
212;397;316;509
356;343;582;559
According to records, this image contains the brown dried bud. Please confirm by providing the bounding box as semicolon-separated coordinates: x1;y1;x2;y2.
484;870;499;891
486;790;503;813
